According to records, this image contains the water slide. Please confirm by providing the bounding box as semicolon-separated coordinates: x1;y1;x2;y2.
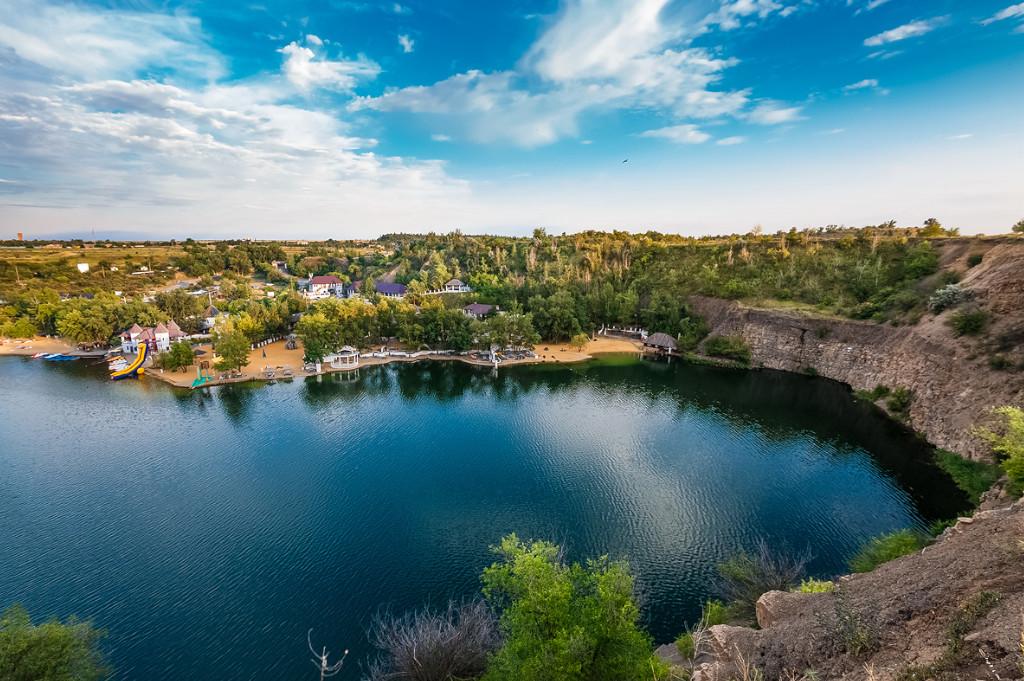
110;342;149;380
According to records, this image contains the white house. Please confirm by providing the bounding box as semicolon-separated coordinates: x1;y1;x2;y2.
463;303;496;320
325;345;360;369
121;320;186;353
305;275;345;300
442;278;472;293
203;305;226;331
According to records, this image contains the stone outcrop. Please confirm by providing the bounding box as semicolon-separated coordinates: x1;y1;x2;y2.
689;242;1024;460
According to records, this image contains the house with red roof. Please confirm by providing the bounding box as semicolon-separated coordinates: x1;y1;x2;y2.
120;320;187;354
304;274;345;300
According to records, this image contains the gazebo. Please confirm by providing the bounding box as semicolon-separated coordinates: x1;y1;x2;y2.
327;346;360;369
643;332;678;355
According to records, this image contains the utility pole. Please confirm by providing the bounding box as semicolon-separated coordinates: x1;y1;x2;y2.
307;629;347;681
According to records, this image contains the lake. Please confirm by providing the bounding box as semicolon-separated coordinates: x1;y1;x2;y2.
0;355;963;680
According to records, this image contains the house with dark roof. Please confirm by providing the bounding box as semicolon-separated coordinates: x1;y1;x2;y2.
443;278;472;293
374;282;407;299
345;280;362;299
642;332;678;355
463;303;497;320
203;305;226;331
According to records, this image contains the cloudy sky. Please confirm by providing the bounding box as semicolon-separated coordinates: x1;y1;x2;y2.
0;0;1022;239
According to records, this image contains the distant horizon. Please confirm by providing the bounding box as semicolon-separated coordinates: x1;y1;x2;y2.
2;0;1022;239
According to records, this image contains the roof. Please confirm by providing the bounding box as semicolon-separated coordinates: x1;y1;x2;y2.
445;278;466;287
463;303;494;315
204;305;221;317
310;275;343;285
167;320;185;338
154;322;168;334
338;345;358;354
137;327;156;341
375;281;407;295
129;323;143;334
645;332;678;349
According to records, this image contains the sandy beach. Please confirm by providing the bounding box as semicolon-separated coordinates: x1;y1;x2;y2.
147;335;646;388
0;337;79;356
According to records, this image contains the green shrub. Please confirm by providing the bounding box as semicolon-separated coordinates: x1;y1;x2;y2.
849;529;926;573
818;584;878;656
793;578;835;593
674;600;736;659
886;387;912;415
854;384;891;402
975;406;1024;491
949;309;988;336
988;354;1013;371
967;253;983;268
716;541;809;621
704;335;751;365
928;284;973;313
675;631;696;658
934;449;1003;507
0;604;108;681
802;367;819;376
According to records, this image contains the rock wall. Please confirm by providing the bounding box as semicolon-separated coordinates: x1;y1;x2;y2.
690;284;1022;461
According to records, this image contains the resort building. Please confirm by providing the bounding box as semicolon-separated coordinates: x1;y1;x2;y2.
442;278;472;293
463;303;496;320
203;305;226;331
345;280;362;299
375;282;407;299
305;275;345;300
325;346;360;369
121;320;187;354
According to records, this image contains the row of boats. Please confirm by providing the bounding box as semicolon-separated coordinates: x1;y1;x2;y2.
30;352;78;361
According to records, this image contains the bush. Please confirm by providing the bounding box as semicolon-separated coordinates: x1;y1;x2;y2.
934;449;1003;507
988;354;1013;371
793;578;835;593
480;535;662;681
949;309;988;336
854;384;891;402
365;599;498;681
818;584;879;656
716;541;810;621
886;387;912;415
849;529;926;573
704;335;751;365
974;406;1024;490
928;284;974;313
674;601;735;659
967;253;983;268
0;604;108;681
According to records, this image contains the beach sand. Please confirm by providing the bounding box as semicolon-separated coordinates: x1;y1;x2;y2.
148;335;645;388
0;336;78;356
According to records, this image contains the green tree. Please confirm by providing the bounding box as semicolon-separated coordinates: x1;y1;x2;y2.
568;333;589;352
295;312;339;363
161;340;195;371
480;535;661;681
154;290;202;328
975;406;1024;487
0;604;108;681
920;218;944;237
1012;219;1024;234
213;330;251;372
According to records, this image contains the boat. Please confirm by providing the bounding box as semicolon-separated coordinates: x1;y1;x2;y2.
32;352;45;358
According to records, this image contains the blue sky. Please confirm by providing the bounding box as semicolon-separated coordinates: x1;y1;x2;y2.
0;0;1021;239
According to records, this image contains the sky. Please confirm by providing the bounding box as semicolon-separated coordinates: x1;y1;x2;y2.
0;0;1022;240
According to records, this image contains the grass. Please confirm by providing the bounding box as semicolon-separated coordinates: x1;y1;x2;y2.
675;600;737;658
849;530;927;573
854;384;890;402
793;578;835;593
704;335;752;365
886;387;912;416
934;449;1003;507
894;592;1001;681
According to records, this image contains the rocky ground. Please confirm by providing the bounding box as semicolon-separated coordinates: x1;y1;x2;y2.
657;484;1024;681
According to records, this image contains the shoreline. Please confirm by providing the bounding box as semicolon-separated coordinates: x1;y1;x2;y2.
148;335;646;389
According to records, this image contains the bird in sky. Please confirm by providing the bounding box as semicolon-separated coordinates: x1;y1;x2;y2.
622;159;628;163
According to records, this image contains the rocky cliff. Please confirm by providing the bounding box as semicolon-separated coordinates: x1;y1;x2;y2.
689;240;1024;461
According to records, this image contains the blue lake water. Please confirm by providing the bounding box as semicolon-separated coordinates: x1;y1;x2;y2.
0;355;963;679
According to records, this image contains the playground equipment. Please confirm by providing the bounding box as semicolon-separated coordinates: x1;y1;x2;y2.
110;342;149;380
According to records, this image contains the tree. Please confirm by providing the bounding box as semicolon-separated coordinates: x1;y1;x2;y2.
568;333;589;352
213;330;250;372
480;535;661;681
295;312;339;364
0;604;108;681
1013;219;1024;234
974;406;1024;487
920;218;943;237
162;340;195;372
154;290;201;328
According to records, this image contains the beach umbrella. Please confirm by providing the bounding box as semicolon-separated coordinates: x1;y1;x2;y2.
262;348;266;358
194;350;207;355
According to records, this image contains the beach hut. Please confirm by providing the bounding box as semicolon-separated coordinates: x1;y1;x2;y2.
643;332;678;355
443;278;472;293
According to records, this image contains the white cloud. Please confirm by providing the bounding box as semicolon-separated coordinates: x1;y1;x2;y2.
278;41;380;91
947;134;973;140
716;136;745;145
398;34;414;53
640;124;711;144
393;3;411;14
864;19;942;46
306;34;323;46
864;0;892;11
702;0;788;31
747;101;804;125
844;78;878;91
981;3;1024;24
817;128;845;135
0;0;223;82
431;133;451;142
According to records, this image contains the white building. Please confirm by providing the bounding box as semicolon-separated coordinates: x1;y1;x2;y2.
120;320;186;353
442;278;472;293
304;275;345;300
